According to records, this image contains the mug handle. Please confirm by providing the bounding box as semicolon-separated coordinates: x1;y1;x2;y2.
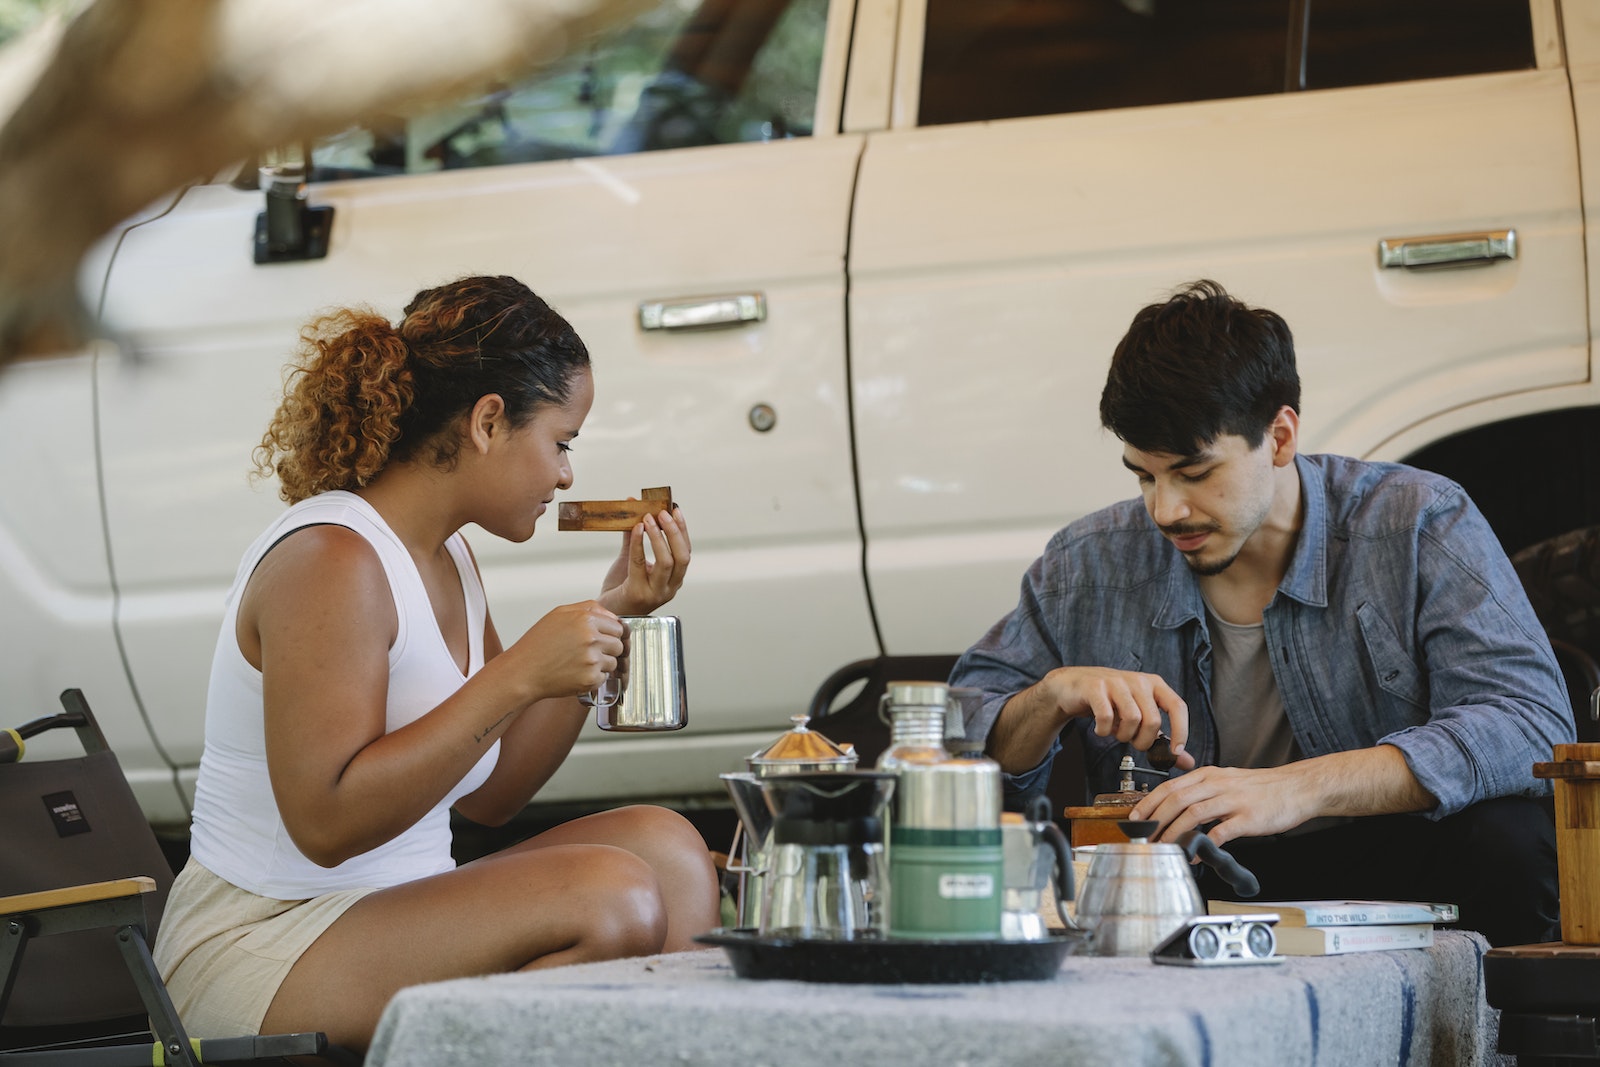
586;673;621;709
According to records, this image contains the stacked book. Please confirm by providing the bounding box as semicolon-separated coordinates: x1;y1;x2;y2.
1207;899;1459;956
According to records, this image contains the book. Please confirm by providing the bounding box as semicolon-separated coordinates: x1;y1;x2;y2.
1208;899;1459;927
1271;922;1435;956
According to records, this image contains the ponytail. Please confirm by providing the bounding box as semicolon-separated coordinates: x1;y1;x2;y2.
254;275;589;504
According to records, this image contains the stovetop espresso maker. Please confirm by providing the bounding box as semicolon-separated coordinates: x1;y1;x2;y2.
720;715;859;929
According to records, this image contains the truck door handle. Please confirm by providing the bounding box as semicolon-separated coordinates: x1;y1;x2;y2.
1377;229;1516;270
638;293;766;331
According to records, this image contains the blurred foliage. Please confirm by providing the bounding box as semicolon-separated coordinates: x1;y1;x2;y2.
0;0;74;48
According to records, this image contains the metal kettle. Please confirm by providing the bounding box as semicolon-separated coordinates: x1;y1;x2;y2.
1073;820;1260;957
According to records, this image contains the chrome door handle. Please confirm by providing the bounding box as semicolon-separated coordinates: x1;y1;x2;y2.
638;293;766;331
1378;229;1516;270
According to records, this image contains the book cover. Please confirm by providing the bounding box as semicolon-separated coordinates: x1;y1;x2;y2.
1271;922;1435;956
1207;899;1459;927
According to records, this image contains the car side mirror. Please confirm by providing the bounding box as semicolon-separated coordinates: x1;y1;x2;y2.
253;157;333;264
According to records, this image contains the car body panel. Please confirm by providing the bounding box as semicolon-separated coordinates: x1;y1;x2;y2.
5;0;1595;822
851;65;1586;652
96;103;875;802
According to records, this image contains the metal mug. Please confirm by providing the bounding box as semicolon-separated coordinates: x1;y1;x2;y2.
580;615;687;732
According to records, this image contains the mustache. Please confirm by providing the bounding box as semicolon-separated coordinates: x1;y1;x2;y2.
1160;523;1220;538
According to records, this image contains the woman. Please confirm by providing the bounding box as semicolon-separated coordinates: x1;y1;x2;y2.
152;275;720;1049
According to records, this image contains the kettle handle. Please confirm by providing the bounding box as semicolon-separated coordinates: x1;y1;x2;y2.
1177;829;1260;898
1025;796;1082;932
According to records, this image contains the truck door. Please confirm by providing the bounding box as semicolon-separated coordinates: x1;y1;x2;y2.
850;0;1586;654
93;0;874;806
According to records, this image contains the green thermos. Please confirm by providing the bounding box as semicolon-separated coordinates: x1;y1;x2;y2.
877;681;1004;940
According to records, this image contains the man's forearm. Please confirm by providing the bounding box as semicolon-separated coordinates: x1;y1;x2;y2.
1300;744;1436;819
987;686;1065;774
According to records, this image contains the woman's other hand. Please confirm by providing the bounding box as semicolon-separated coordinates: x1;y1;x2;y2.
598;505;690;616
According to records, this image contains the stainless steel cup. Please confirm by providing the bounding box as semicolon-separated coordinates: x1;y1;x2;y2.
588;615;687;732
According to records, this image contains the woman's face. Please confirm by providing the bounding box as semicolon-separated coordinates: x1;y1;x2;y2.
481;368;594;542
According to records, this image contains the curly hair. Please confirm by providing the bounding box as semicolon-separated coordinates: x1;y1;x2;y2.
254;275;590;504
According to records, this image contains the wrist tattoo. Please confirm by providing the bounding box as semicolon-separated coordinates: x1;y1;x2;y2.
474;711;514;743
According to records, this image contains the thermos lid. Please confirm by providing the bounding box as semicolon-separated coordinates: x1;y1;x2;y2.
746;715;857;774
884;680;949;709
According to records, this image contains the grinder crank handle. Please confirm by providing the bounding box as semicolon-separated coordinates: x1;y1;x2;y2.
1177;829;1260;898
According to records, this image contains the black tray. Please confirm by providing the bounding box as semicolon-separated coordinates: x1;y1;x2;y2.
695;928;1084;984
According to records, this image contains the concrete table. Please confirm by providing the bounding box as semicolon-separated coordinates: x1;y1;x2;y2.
366;930;1506;1067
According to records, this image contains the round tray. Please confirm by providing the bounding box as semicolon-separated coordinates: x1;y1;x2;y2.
695;928;1084;984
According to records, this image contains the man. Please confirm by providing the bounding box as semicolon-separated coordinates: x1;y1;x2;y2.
952;280;1573;946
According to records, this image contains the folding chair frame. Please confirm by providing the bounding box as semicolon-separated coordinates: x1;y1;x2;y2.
0;691;342;1066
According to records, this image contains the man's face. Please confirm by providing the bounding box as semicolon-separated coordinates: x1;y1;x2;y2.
1121;432;1279;576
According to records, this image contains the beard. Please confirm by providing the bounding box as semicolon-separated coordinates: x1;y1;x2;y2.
1183;548;1241;576
1161;522;1238;576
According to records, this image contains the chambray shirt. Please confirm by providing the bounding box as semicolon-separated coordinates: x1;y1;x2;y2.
951;453;1573;818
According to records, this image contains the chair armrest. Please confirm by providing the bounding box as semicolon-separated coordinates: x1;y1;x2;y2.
0;875;157;916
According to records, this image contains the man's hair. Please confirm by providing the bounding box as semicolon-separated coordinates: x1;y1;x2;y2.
1099;279;1300;456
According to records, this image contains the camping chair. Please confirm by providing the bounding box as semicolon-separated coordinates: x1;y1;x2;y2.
805;655;1089;810
1549;636;1600;744
0;689;346;1066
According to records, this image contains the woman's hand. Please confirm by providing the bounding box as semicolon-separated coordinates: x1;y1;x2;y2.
598;505;691;616
501;600;626;703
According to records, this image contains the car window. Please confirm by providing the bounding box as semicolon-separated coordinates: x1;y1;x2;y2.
918;0;1289;128
917;0;1537;128
1303;0;1535;91
311;0;828;181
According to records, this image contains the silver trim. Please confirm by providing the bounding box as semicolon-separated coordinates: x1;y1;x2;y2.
638;293;766;331
1378;229;1517;270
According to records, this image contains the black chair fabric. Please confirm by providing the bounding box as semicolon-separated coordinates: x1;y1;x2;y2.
1550;636;1600;744
806;655;1089;812
0;701;174;1028
0;690;350;1066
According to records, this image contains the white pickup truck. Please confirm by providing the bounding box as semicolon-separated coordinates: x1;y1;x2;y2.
4;0;1597;829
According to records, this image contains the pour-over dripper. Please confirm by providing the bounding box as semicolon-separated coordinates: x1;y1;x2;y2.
720;771;773;847
760;771;896;825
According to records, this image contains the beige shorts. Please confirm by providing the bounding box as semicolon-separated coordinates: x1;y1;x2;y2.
151;858;376;1037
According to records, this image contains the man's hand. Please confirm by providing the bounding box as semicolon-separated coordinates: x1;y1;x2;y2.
1050;667;1194;763
1128;745;1436;845
988;666;1194;775
1128;764;1310;845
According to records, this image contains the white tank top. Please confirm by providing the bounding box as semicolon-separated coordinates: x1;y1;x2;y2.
189;491;499;899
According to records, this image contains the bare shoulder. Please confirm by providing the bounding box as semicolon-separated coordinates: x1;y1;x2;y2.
239;524;397;662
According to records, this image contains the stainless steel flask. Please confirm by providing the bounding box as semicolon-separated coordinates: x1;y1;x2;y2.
877;681;1005;940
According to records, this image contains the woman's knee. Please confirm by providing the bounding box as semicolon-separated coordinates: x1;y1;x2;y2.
567;846;669;959
607;804;709;848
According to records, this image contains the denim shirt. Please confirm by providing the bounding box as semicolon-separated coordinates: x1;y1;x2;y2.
950;453;1574;818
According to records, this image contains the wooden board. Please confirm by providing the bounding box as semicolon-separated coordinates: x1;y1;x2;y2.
1486;942;1600;960
1534;760;1600;779
1554;773;1600;944
558;486;674;531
